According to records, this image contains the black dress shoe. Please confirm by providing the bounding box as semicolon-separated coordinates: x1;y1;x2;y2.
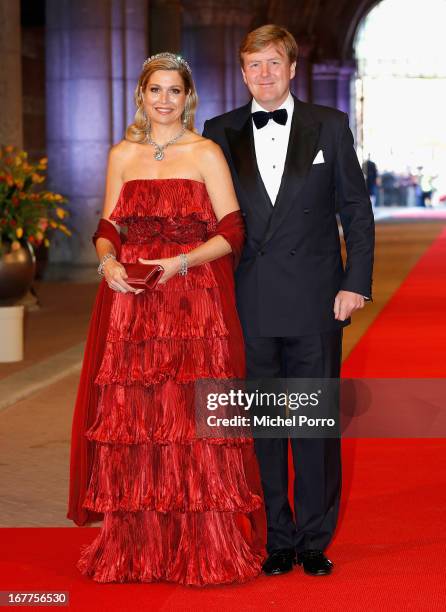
296;550;334;576
262;548;297;576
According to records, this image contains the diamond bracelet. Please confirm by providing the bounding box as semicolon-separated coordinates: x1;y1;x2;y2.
178;253;188;276
97;253;116;276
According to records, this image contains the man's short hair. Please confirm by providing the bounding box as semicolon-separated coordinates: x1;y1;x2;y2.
239;24;298;67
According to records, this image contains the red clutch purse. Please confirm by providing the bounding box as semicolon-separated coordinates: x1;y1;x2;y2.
123;262;164;290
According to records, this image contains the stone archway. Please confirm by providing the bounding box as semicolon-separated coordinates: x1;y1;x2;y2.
355;0;446;183
341;0;382;60
353;0;446;205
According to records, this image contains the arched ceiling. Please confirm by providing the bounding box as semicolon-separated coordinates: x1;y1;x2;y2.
22;0;383;62
179;0;383;59
263;0;382;60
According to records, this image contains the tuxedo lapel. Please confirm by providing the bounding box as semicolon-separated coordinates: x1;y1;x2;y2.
260;97;321;248
225;107;273;225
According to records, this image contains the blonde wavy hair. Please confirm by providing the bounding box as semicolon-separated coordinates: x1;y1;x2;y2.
126;53;198;143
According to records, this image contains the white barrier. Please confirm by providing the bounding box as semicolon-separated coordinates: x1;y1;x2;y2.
0;306;25;362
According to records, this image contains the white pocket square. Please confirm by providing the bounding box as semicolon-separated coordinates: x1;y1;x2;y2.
312;150;325;164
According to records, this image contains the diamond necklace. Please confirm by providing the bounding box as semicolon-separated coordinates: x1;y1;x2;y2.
145;126;186;160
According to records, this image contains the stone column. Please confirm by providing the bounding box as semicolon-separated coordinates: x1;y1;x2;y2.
45;0;148;265
149;0;181;55
291;41;312;102
181;0;262;132
311;61;340;109
311;59;357;115
0;0;23;148
336;61;356;115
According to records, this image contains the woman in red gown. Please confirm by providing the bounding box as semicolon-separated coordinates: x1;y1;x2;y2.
67;52;266;585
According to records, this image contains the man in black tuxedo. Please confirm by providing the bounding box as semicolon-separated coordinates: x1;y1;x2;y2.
203;25;374;577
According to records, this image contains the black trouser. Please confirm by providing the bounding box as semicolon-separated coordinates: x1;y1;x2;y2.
245;330;343;554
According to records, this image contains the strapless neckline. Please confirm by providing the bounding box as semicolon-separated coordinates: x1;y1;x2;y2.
122;177;206;187
111;175;215;226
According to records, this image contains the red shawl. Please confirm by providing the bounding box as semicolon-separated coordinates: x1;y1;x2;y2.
67;211;254;526
67;219;124;524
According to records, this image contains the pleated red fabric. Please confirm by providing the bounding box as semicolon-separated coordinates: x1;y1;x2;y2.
69;178;266;586
67;219;124;527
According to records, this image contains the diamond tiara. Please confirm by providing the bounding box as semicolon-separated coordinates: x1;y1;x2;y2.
142;52;192;75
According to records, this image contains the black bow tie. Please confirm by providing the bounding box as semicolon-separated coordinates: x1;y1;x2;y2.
251;108;288;129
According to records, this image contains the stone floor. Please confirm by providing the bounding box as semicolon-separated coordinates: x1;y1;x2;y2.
0;220;444;527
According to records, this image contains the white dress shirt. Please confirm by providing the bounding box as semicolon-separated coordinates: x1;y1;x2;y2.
251;92;294;205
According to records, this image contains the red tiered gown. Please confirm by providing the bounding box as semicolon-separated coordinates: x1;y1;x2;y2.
73;178;266;585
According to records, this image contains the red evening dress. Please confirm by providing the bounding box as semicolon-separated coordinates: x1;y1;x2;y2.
72;178;266;586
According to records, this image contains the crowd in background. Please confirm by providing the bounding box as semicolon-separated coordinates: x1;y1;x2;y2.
362;158;444;207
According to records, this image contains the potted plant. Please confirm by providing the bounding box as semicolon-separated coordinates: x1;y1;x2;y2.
0;144;71;301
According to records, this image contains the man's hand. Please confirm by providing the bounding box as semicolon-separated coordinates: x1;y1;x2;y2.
333;290;365;321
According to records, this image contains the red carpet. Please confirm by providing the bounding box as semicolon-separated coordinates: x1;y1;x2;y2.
1;227;446;610
342;225;446;378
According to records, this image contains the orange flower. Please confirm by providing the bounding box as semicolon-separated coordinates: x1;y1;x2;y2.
4;145;14;153
16;227;23;238
53;194;63;201
59;224;72;236
56;207;66;219
39;157;48;165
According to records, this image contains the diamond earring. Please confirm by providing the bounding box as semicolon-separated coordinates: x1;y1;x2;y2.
183;100;190;127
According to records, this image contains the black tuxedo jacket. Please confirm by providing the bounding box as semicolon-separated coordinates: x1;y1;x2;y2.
203;95;375;337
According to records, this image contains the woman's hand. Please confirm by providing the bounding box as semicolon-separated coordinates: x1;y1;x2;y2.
103;258;144;294
137;256;181;284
